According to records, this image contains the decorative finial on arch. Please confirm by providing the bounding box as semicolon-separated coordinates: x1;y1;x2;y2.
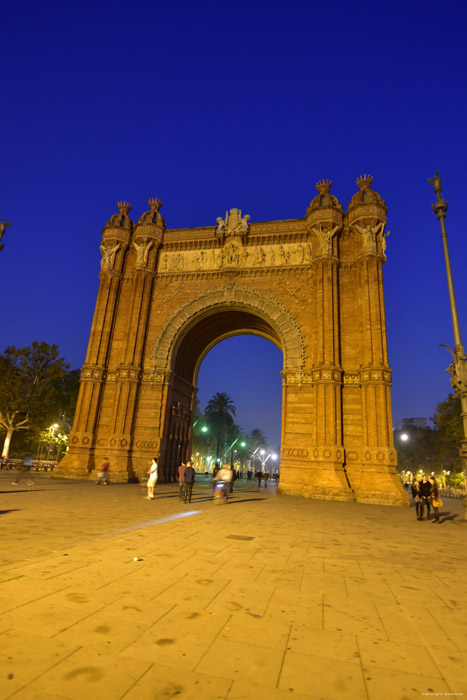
356;174;374;191
118;201;132;215
315;179;332;195
149;197;163;212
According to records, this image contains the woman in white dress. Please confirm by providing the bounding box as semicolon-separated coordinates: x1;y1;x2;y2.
146;457;158;499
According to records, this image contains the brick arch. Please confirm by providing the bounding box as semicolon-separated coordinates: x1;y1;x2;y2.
151;283;306;373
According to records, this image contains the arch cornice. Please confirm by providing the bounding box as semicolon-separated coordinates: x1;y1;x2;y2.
150;283;306;372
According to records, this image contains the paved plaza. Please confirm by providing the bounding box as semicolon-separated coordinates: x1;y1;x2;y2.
0;472;466;700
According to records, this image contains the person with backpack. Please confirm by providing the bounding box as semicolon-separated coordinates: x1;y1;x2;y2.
183;460;196;503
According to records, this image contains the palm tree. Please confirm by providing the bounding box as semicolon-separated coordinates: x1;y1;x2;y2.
205;392;236;461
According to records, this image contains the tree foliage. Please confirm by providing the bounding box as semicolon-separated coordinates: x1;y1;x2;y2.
394;392;464;483
432;393;463;443
0;342;76;458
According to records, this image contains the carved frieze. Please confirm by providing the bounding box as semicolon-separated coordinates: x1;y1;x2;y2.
157;241;312;274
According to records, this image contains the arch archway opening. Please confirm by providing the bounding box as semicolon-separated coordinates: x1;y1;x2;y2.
172;309;283;384
159;305;288;482
194;334;283;474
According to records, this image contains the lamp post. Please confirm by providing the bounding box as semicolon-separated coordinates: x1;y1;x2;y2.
429;172;467;514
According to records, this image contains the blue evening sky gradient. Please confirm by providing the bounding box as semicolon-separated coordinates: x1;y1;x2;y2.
1;0;466;445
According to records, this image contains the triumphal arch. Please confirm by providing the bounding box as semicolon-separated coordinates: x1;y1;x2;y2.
55;175;408;505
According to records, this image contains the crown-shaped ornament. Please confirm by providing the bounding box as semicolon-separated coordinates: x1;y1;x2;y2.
117;201;132;215
356;174;374;191
148;197;163;212
315;179;332;195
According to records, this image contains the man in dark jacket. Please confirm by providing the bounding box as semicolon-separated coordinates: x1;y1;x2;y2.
419;475;432;520
183;461;196;503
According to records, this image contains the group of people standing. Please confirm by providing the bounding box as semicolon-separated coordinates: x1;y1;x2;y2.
97;457;278;502
410;475;443;523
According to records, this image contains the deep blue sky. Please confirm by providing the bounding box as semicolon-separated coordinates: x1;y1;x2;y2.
2;0;466;445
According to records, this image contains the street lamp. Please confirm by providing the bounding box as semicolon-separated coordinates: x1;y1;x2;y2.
400;433;409;442
429;172;467;515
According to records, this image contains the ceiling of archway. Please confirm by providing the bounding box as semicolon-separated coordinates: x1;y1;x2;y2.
173;310;282;382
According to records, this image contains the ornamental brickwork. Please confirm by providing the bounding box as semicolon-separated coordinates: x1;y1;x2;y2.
54;177;409;506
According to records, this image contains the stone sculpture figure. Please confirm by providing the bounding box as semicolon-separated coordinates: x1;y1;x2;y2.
159;254;168;272
254;246;266;265
216;217;225;235
381;228;390;255
295;243;304;264
100;243;120;270
216;209;250;237
354;222;384;254
240;214;250;233
312;224;340;256
133;238;154;268
0;218;12;251
278;245;290;265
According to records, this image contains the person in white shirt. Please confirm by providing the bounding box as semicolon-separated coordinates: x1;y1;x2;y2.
146;457;158;499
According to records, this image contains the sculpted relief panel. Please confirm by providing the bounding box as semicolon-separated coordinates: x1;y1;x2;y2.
158;241;312;273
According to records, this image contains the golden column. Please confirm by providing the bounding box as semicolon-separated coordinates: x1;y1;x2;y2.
105;198;166;480
345;176;407;505
55;202;133;478
304;180;352;500
428;172;467;514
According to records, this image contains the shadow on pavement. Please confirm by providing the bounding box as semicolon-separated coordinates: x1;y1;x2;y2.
224;498;267;504
440;512;460;523
0;509;22;515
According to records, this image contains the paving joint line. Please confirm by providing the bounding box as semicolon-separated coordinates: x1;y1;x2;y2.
49;593;127;638
5;645;82;700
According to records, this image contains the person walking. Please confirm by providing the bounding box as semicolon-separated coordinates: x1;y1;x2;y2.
229;468;237;493
419;475;431;520
429;476;442;523
178;461;186;500
96;457;110;485
410;479;422;520
146;457;158;499
255;470;262;487
12;454;34;486
183;460;196;503
247;469;252;481
263;471;269;488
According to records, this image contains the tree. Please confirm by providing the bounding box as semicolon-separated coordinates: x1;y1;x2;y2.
205;392;236;461
248;428;269;452
0;342;71;458
432;393;463;443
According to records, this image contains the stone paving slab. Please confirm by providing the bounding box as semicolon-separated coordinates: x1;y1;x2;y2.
0;472;466;699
